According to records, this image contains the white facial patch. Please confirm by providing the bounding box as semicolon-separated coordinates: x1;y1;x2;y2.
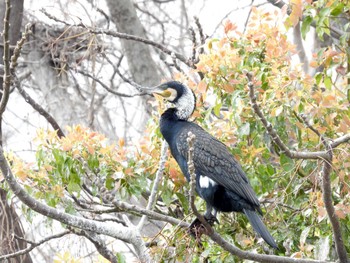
175;87;195;120
167;88;178;102
199;175;217;189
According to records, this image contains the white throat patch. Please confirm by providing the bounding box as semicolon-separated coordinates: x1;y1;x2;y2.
199;175;217;189
175;87;195;120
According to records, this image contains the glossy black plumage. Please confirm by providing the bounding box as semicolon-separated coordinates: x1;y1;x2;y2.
153;81;277;249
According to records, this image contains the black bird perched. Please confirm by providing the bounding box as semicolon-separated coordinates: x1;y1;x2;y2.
149;81;277;249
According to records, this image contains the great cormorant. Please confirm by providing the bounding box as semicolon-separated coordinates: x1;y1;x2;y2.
149;81;277;249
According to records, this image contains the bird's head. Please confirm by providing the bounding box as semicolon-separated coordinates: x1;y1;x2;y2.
149;81;196;120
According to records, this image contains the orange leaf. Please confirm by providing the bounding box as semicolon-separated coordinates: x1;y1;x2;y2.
224;20;236;34
289;0;303;27
197;80;207;93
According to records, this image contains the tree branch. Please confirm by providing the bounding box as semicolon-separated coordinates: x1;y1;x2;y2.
0;230;70;261
137;140;168;230
70;228;118;263
13;74;65;138
76;69;146;97
246;71;348;262
40;8;191;67
331;134;350;148
0;148;150;262
246;71;328;160
320;142;348;263
112;199;189;228
0;0;11;119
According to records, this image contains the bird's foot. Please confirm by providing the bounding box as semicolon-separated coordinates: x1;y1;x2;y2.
204;214;219;225
188;215;218;243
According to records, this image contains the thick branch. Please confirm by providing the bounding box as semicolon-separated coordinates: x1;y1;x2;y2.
320;143;348;263
0;148;150;262
71;228;118;263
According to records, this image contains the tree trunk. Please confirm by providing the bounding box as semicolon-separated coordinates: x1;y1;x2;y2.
0;0;33;262
105;0;161;131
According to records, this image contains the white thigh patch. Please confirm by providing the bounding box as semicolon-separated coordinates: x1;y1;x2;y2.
199;175;217;188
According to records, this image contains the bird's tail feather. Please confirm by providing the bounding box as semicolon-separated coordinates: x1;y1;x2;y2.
243;208;278;249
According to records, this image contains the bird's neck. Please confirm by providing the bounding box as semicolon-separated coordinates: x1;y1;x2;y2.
160;108;184;143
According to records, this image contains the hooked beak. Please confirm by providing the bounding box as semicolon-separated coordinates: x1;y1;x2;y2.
146;84;172;98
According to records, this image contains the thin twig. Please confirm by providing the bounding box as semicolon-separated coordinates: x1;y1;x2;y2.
40;10;191;67
13;74;65;138
112;199;189;228
76;69;146;97
137;140;168;230
0;231;70;261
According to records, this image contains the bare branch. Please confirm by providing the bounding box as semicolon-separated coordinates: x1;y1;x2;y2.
187;131;206;226
90;28;189;67
137;140;168;230
320;142;348;263
10;24;32;70
112;199;189;228
40;9;191;67
76;69;146;97
70;228;118;263
0;231;70;261
0;0;12;119
331;133;350;148
13;74;65;138
207;230;330;263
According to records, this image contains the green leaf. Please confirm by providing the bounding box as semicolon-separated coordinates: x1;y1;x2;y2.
116;252;126;263
105;174;115;190
213;102;222;117
319;7;330;18
315;72;323;85
324;76;332;89
176;192;189;214
280;153;294;172
67;181;81;194
301;16;313;39
331;3;344;16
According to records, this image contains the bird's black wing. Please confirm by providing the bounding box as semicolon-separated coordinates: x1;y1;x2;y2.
176;123;260;208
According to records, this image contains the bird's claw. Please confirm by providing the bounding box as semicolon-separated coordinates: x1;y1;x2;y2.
204;214;219;225
187;215;219;244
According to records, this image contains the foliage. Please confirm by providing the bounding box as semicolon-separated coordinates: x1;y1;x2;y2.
192;4;350;261
3;1;350;262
